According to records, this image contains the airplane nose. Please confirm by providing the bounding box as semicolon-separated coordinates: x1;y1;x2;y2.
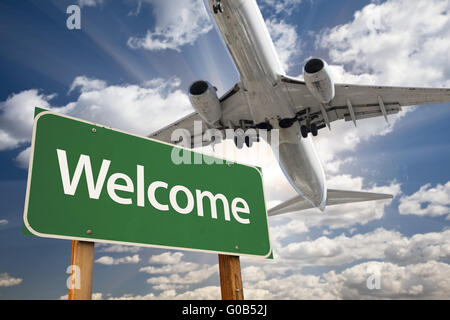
275;132;327;211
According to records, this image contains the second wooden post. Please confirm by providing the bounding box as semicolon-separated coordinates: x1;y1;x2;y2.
218;254;244;300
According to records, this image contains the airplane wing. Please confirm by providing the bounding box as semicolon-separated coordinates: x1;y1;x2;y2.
280;75;450;130
268;189;393;216
149;111;205;147
148;83;250;147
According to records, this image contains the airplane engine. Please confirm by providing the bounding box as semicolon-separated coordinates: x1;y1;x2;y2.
303;58;335;104
189;80;222;125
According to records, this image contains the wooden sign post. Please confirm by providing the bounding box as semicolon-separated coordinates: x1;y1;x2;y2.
68;240;95;300
218;254;244;300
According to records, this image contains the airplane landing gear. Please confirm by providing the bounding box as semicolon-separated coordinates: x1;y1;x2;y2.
300;125;308;138
300;123;318;138
234;132;259;149
310;123;318;137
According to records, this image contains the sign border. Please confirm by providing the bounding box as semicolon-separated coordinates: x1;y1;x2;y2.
23;110;272;258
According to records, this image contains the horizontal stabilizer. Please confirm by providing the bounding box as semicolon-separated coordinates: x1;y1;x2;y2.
268;189;393;216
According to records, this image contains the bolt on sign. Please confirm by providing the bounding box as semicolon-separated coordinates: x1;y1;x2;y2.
23;109;272;258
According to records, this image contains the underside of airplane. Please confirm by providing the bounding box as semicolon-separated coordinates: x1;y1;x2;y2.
149;0;450;215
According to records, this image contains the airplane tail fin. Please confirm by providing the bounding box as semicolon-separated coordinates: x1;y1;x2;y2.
268;189;393;216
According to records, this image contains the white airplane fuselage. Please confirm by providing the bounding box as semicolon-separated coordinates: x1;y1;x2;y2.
207;0;327;210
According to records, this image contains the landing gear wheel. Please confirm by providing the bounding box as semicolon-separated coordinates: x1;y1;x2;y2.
234;136;244;149
310;123;318;137
244;136;251;148
300;125;309;138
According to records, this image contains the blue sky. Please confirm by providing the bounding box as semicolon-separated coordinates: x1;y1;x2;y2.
0;0;449;299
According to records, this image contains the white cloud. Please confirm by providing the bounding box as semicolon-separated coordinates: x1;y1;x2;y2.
308;0;450;168
265;19;300;72
143;251;217;289
14;147;31;169
146;265;217;286
0;219;8;226
91;292;103;300
270;218;308;243
64;76;191;136
336;261;450;299
95;254;140;265
158;286;220;299
140;261;199;275
0;273;22;287
109;286;220;300
127;0;213;51
148;252;184;265
276;176;400;230
77;0;104;7
384;229;450;264
318;0;450;87
277;228;450;266
262;0;303;15
0;90;57;151
311;104;412;167
96;243;141;253
399;182;450;218
69;76;107;94
242;265;267;283
106;260;450;299
60;292;103;300
242;260;450;299
0;76;192;168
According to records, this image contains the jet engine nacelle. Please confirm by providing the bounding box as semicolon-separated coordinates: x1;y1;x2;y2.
303;58;335;104
189;80;222;125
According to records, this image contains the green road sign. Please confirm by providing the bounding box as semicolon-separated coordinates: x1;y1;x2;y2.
23;110;271;258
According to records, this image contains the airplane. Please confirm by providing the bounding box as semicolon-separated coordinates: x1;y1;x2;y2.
149;0;450;216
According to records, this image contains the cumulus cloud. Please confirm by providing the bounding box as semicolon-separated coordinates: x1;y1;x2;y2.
265;18;300;72
96;243;141;253
140;261;199;275
277;228;450;265
336;261;450;299
68;76;107;94
95;254;140;265
241;260;450;299
0;273;22;287
318;0;450;87
140;251;217;292
146;265;217;286
109;286;220;300
148;252;184;265
0;76;192;168
14;147;31;169
262;0;303;15
64;76;191;136
273;176;400;230
60;292;103;300
270;218;308;243
399;182;450;218
127;0;213;51
0;90;57;151
304;0;450;169
77;0;105;7
106;260;450;299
